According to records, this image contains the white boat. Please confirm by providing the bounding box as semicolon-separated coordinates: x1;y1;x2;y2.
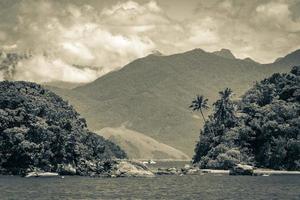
262;174;270;177
148;160;156;164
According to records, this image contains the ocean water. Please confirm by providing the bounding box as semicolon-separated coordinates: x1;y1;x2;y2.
0;174;299;200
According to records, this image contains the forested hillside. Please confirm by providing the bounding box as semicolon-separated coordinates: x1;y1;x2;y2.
193;66;300;170
0;81;126;175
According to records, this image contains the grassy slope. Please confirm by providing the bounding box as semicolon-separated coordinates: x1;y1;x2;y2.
51;48;296;156
97;126;190;160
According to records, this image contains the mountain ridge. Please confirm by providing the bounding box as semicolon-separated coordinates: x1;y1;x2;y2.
50;48;300;156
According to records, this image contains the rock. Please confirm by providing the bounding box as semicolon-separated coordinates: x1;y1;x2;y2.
181;165;201;175
184;164;191;169
111;160;155;177
57;164;77;175
25;172;59;178
200;169;229;174
183;168;200;175
155;167;180;175
230;164;254;176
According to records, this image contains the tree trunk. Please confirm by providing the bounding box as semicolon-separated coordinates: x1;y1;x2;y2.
200;109;214;135
200;110;206;123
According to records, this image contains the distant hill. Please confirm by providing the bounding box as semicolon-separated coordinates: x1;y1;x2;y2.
50;48;299;156
97;126;190;160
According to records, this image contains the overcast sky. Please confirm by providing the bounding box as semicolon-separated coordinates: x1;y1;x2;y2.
1;0;300;83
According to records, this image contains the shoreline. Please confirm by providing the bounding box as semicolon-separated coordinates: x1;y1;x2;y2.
200;169;300;176
2;159;300;178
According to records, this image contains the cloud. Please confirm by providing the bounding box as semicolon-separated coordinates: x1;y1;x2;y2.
1;0;300;83
185;17;220;46
255;1;300;32
0;0;159;83
13;55;98;83
184;0;300;63
101;0;168;26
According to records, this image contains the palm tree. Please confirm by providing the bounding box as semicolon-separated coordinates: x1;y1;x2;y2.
213;88;237;128
189;95;209;123
219;88;233;100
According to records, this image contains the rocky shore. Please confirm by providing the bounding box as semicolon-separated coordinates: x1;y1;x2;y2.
20;160;300;178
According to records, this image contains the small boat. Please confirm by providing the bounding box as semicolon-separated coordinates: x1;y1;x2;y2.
148;160;156;164
262;174;270;177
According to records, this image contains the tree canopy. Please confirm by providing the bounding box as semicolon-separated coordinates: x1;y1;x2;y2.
193;66;300;170
0;81;126;175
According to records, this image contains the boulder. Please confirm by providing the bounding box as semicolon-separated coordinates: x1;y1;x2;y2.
155;167;180;175
110;160;155;177
25;172;59;178
230;164;254;176
57;164;77;175
180;165;201;175
183;168;200;175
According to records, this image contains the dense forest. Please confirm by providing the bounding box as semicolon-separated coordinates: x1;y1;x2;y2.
0;81;126;175
192;66;300;170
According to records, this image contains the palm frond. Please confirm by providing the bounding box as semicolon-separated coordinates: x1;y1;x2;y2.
189;95;209;111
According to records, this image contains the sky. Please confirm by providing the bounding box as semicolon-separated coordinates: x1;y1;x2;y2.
1;0;300;83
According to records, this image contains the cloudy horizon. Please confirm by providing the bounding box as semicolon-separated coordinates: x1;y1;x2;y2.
1;0;300;83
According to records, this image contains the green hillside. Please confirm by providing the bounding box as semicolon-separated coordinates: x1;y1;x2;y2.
0;81;126;175
97;126;190;160
50;48;298;156
193;66;300;170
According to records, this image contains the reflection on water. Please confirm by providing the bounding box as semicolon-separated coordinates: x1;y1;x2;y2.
0;174;300;200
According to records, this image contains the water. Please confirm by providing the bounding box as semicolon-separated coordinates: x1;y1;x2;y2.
1;175;299;200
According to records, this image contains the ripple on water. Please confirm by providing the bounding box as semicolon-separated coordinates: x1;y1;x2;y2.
0;175;300;200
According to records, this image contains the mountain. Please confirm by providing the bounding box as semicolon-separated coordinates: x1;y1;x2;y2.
213;49;236;59
97;126;189;160
243;57;259;64
0;81;126;175
42;81;85;89
273;49;300;67
50;48;299;156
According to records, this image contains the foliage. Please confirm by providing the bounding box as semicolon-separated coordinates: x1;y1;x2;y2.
238;66;300;170
193;66;300;170
0;81;126;175
190;95;209;123
193;88;239;169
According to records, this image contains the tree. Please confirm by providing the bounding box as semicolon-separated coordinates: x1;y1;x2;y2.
189;95;209;123
192;67;300;170
192;88;239;168
0;81;127;175
213;88;237;129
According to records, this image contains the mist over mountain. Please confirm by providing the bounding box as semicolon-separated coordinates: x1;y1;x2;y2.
50;48;299;156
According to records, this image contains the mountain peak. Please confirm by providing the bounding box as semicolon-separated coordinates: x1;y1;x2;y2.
213;48;236;59
243;57;258;64
150;50;163;56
